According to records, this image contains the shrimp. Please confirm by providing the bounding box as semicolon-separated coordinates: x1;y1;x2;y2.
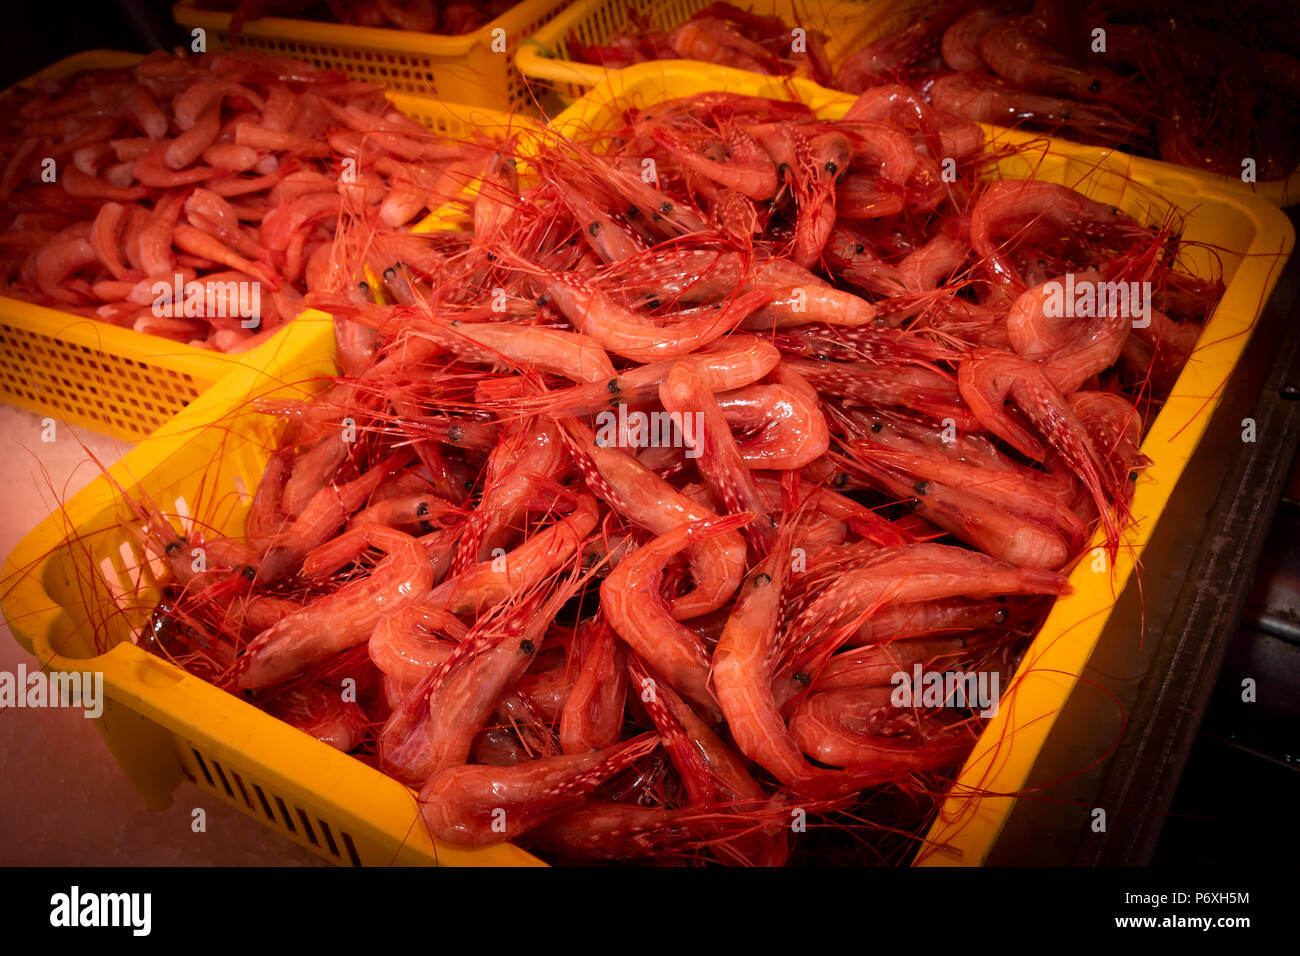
368;603;466;686
659;361;773;551
601;514;754;719
564;420;748;620
236;525;433;689
418;733;659;847
957;349;1126;544
431;493;598;616
558;617;628;754
1005;271;1128;393
942;6;1001;72
970;180;1131;297
713;371;832;470
789;691;975;770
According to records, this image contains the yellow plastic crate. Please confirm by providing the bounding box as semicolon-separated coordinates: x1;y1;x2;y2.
0;51;520;441
548;62;1295;865
4;61;1291;869
1;310;544;866
845;0;1300;206
517;0;882;109
173;0;573;112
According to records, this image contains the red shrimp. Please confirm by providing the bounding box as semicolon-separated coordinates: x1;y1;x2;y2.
236;525;433;689
563;420;748;620
601;514;755;719
558;617;628;754
418;733;659;847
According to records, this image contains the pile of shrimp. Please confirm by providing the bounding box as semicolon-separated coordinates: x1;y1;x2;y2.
567;2;833;85
210;0;514;35
834;0;1300;180
0;50;496;351
126;84;1221;865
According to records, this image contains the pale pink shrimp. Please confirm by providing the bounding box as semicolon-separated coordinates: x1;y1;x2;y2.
1005;271;1128;394
897;232;968;293
172;80;265;131
202;143;259;172
280;430;350;518
61;166;149;202
133;143;216;188
166;101;222;170
171;224;278;288
89;203;138;282
34;237;99;304
602;514;754;719
236;525;433;689
418;733;659;847
558;617;627;754
122;85;169;138
564;420;748;620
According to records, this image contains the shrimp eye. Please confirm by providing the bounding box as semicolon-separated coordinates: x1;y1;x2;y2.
659;202;673;214
913;480;930;496
870;421;883;433
646;298;661;309
450;319;462;327
825;160;837;175
536;294;550;307
607;378;621;393
358;281;369;292
1088;79;1102;94
855;244;864;255
1128;470;1138;482
832;472;848;488
519;639;535;656
589;221;601;235
464;479;475;491
993;608;1008;624
448;426;464;443
907;497;922;509
769;515;779;528
754;572;772;587
241;565;256;580
164;541;181;556
567;236;578;245
416;501;429;517
627;206;640;218
792;671;811;686
383;267;396;280
485;252;496;261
